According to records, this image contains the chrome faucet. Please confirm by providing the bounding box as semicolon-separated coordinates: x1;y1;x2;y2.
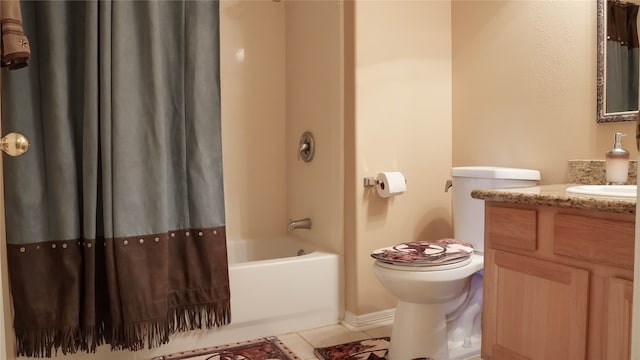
288;217;312;231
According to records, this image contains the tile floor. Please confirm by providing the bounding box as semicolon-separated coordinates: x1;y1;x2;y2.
276;323;481;360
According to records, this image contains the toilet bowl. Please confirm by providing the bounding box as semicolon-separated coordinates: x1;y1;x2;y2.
374;255;483;360
372;166;540;360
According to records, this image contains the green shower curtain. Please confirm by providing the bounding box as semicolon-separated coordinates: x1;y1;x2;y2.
1;1;230;357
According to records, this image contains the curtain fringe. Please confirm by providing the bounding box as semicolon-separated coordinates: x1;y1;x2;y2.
14;326;87;358
110;318;169;351
14;302;231;357
169;302;231;333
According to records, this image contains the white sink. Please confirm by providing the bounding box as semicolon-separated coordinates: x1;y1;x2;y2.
565;185;637;199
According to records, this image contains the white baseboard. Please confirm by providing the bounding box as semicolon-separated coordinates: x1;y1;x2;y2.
341;309;395;331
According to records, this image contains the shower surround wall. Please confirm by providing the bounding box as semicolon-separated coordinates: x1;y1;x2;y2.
220;0;287;241
220;0;345;327
285;0;344;259
220;0;343;256
219;0;344;327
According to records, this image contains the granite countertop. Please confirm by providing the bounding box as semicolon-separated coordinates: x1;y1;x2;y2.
471;184;637;215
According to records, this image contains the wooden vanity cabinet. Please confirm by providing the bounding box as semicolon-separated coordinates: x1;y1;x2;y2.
482;203;634;360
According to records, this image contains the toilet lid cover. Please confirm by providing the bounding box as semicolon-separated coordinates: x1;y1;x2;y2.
370;238;474;266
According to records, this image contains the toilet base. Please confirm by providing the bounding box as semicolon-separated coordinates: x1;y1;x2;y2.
448;335;481;360
386;301;482;360
388;301;449;360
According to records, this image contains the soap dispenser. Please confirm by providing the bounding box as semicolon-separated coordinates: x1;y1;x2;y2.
605;132;630;185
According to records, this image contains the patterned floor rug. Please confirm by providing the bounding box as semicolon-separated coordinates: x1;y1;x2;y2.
314;337;390;360
314;337;433;360
153;336;300;360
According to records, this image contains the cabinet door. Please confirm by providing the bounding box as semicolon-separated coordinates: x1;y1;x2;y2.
604;277;633;360
484;250;589;360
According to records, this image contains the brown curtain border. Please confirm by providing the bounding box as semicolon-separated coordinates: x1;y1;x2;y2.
7;225;230;358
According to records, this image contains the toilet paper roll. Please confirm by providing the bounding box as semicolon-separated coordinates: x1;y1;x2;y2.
376;171;407;198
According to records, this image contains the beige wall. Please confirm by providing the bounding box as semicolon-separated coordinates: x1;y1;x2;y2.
348;0;640;317
346;0;453;315
452;0;637;184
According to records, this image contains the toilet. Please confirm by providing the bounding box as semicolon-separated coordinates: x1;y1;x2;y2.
372;166;540;360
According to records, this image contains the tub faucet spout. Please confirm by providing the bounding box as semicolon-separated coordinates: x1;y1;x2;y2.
288;217;312;231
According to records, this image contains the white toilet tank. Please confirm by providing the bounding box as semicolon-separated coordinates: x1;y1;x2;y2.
451;166;540;253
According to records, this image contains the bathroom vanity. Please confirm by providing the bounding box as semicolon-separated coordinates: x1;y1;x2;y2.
472;184;635;360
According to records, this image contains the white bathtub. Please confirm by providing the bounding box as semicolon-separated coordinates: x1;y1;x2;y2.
55;237;341;360
167;236;341;349
225;237;341;334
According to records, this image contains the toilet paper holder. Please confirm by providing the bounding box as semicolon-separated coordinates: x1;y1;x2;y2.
364;172;407;197
363;176;407;187
363;177;379;187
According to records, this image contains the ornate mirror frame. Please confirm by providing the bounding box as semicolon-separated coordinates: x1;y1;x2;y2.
597;0;639;123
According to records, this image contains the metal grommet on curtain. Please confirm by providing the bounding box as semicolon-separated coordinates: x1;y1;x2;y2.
62;244;67;249
198;231;203;237
213;230;217;235
139;238;144;244
154;237;160;242
51;244;57;249
87;243;92;248
170;233;176;238
185;231;190;237
123;240;129;246
19;247;25;253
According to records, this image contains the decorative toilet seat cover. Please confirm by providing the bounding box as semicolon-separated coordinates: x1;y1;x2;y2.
370;238;474;266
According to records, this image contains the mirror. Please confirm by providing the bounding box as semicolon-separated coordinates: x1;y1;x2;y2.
597;0;640;123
